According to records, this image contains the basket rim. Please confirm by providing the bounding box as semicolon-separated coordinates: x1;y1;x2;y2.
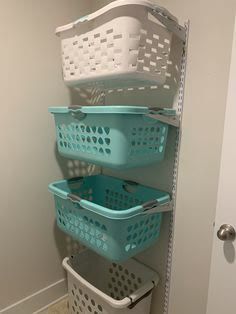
48;106;150;115
63;249;159;309
48;175;170;220
55;0;178;35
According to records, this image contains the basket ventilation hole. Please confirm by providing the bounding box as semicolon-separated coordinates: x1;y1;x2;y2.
104;189;142;210
92;136;97;143
104;127;110;135
62;21;171;79
98;127;103;134
107;263;144;300
98;138;103;145
71;286;104;313
57;197;109;252
57;123;111;156
114;34;122;39
124;215;161;252
129;124;165;156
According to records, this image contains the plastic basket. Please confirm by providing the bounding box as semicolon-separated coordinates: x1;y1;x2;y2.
63;250;159;314
49;175;171;261
55;0;184;89
49;106;169;169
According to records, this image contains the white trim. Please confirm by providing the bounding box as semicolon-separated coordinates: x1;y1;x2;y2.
0;279;67;314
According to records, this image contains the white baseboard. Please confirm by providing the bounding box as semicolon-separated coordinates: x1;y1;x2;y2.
0;279;67;314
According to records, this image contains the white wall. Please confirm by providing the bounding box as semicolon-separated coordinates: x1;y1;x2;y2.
89;1;236;314
0;0;92;311
156;2;236;314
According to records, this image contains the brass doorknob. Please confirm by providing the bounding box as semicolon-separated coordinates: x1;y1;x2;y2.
217;224;236;241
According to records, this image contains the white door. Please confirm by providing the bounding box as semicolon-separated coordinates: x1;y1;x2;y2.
206;17;236;314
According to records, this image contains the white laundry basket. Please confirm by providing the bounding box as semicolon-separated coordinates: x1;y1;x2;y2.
63;250;159;314
56;0;184;89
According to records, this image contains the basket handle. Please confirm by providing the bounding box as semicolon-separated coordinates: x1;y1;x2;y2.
128;284;154;309
67;193;82;203
140;199;172;215
68;106;82;111
68;176;84;182
68;106;87;121
122;180;139;193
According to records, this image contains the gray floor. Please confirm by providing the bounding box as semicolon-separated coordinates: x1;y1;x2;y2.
39;298;69;314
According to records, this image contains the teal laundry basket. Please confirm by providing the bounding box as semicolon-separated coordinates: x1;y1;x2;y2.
49;106;169;169
48;175;171;262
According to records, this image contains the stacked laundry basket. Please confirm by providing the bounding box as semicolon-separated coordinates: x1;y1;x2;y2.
49;1;185;313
